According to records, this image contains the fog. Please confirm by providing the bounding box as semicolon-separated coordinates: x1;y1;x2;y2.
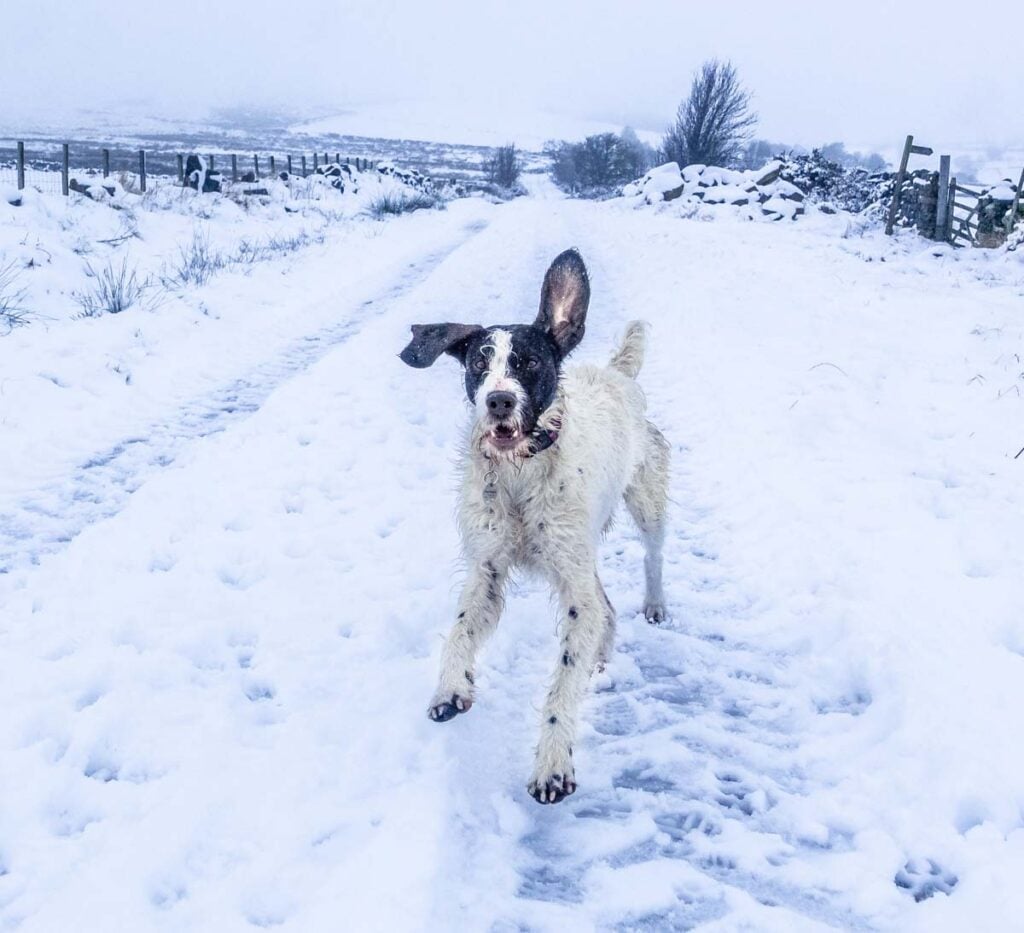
4;0;1021;151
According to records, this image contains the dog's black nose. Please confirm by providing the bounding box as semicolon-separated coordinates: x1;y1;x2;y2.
486;391;517;418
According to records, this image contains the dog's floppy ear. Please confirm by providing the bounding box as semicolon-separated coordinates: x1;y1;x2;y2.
400;322;484;368
535;248;590;357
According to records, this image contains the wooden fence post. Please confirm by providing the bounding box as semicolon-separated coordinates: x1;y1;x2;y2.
335;152;340;164
254;154;260;180
885;135;913;235
209;154;216;172
935;155;951;242
176;153;184;184
16;141;25;190
948;176;958;243
313;152;318;171
269;155;276;176
61;143;69;196
102;148;110;178
138;150;147;192
231;154;237;182
287;154;293;175
301;155;307;177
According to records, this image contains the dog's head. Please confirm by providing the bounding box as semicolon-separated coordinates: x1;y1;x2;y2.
400;249;590;458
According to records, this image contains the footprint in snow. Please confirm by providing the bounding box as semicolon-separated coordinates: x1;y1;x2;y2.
244;681;275;702
894;858;958;902
613;765;675;794
715;772;771;817
814;689;872;716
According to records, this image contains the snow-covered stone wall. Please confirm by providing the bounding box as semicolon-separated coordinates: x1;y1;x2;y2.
623;160;806;222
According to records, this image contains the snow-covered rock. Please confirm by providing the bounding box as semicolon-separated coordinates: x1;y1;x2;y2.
622;160;808;222
624;162;685;204
987;185;1016;202
68;177;120;202
702;184;751;205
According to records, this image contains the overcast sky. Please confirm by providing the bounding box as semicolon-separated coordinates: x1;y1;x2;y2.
4;0;1020;152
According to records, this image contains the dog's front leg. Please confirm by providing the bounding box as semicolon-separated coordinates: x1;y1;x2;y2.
428;558;507;722
528;566;605;804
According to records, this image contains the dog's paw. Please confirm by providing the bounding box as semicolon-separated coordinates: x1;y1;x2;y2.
528;770;577;805
528;746;577;804
427;693;472;722
644;602;667;624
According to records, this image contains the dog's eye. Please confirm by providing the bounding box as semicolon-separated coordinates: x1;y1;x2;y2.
525;358;539;370
473;358;487;373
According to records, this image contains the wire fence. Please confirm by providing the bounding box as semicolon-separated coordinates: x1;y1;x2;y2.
1;140;382;198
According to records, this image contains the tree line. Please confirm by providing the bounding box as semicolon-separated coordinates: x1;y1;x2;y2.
483;59;887;196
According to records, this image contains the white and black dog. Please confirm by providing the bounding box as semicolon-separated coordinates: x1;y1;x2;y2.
400;249;669;804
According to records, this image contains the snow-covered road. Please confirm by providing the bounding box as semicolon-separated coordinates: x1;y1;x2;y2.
1;194;1022;931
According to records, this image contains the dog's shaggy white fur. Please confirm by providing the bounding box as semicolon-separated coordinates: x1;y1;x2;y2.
402;251;669;804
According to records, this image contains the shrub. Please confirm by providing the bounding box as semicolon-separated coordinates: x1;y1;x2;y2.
366;192;443;218
74;257;153;316
483;144;522;190
547;129;658;196
663;59;757;168
164;229;224;288
0;261;30;332
778;150;885;213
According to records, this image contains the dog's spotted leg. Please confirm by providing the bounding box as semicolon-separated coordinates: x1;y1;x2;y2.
595;576;617;672
528;568;605;804
428;559;508;723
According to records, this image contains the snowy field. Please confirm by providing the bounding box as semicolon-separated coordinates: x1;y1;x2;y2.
1;179;1023;932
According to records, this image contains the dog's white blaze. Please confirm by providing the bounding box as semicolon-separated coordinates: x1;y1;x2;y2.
475;329;527;424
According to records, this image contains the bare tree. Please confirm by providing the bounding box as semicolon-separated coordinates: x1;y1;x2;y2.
484;143;522;190
663;60;757;168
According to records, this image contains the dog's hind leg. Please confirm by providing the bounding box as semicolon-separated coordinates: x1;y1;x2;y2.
428;558;508;723
528;562;606;804
624;422;670;624
595;575;617;672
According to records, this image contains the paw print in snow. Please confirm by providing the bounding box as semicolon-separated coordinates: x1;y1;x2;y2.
895;858;958;902
715;772;770;817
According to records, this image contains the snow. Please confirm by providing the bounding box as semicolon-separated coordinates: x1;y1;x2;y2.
701;184;751;205
761;195;799;218
986;185;1015;201
2;180;1024;931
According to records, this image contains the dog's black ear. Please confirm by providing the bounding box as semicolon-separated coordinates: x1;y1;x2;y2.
400;323;484;368
535;248;590;357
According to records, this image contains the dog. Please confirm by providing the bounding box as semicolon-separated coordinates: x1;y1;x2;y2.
400;248;669;804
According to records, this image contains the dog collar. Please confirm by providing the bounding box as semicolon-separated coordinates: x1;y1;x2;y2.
524;414;562;458
525;426;559;456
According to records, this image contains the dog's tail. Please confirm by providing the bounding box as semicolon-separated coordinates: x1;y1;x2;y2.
607;320;647;378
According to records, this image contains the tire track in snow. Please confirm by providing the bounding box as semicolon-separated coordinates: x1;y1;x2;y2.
0;218;490;580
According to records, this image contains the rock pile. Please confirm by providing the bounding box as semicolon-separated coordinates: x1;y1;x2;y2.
623;161;807;221
274;159;436;198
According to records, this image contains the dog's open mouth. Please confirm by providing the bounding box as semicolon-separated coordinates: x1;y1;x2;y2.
487;423;523;450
